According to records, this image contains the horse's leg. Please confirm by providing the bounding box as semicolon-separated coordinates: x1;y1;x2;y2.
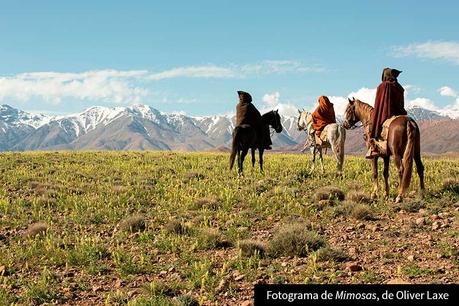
259;149;264;174
240;148;248;175
330;141;342;175
237;149;242;176
370;157;379;199
310;147;316;173
319;147;324;174
383;156;390;200
251;148;255;172
393;155;403;182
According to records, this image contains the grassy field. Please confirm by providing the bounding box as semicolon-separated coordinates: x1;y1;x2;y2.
0;151;458;305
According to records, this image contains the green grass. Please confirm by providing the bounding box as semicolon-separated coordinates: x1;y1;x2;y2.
0;151;457;304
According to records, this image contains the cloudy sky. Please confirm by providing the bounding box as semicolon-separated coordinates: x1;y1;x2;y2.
1;0;458;117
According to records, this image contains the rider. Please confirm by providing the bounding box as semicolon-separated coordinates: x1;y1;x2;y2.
309;96;336;146
236;91;272;150
366;68;407;158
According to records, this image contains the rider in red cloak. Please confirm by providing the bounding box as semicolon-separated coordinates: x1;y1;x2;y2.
367;68;407;158
309;96;336;146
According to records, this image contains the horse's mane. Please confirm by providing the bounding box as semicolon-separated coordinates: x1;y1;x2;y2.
355;99;374;113
262;110;274;117
262;110;276;123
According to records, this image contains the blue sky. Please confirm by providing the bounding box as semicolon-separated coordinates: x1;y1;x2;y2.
1;0;459;116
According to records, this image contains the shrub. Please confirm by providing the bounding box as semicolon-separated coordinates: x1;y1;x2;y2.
314;186;345;202
268;223;326;257
238;239;267;257
118;214;146;233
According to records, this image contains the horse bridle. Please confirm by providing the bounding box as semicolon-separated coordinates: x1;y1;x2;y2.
270;111;282;134
344;104;360;130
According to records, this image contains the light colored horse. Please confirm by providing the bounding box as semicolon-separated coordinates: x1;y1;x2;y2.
297;110;346;174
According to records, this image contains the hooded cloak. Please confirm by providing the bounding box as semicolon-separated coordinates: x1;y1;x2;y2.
312;96;336;136
235;91;272;147
370;68;407;139
236;91;263;127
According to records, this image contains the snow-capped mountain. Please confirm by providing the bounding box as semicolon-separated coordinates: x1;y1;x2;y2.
0;103;457;153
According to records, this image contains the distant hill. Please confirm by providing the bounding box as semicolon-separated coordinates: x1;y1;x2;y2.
0;104;457;154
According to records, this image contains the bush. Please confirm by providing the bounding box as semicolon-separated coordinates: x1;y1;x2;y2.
22;222;49;238
239;239;267;257
347;191;372;204
268;223;326;257
199;229;232;249
314;186;345;202
164;220;190;235
317;247;349;262
118;214;146;233
193;197;221;210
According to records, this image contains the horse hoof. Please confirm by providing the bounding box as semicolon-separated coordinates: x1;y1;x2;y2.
370;193;378;200
395;196;403;203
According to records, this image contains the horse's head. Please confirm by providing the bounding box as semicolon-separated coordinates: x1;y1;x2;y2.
272;109;283;133
297;109;311;131
343;97;359;129
263;110;283;133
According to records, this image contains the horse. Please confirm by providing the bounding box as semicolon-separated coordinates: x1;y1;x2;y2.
229;110;283;175
342;98;425;202
297;110;346;174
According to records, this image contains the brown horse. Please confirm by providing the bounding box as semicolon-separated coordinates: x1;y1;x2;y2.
343;98;425;202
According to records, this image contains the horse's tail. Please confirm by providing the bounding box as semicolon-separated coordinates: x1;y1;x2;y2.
229;127;240;170
400;119;417;194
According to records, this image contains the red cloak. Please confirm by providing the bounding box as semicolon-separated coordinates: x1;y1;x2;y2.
370;80;406;139
312;96;336;136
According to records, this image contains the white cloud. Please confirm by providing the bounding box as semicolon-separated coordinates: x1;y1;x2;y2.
148;66;237;80
393;41;459;65
148;60;323;80
0;69;150;104
406;98;438;111
241;60;324;75
261;92;300;117
348;87;377;106
438;86;457;97
0;61;322;105
328;96;349;117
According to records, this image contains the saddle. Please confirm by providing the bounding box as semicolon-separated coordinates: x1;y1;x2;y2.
371;115;409;155
314;129;328;146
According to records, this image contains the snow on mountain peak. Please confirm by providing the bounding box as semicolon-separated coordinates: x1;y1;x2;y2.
0;104;54;128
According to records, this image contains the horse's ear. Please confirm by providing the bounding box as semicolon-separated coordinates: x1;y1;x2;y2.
348;97;354;104
298;109;301;114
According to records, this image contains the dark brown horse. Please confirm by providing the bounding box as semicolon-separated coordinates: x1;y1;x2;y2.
343;98;424;202
229;110;283;175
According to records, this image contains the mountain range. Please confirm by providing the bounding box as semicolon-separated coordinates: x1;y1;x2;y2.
1;103;458;154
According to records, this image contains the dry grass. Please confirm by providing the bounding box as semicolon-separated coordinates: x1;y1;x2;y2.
442;178;459;194
268;223;326;257
117;214;146;233
238;239;267;257
317;247;350;262
22;222;49;238
183;172;205;183
314;186;345;202
347;191;372;204
193;197;221;210
164;220;190;235
334;201;375;220
198;229;232;249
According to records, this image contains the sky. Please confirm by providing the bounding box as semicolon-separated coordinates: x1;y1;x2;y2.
0;0;459;117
